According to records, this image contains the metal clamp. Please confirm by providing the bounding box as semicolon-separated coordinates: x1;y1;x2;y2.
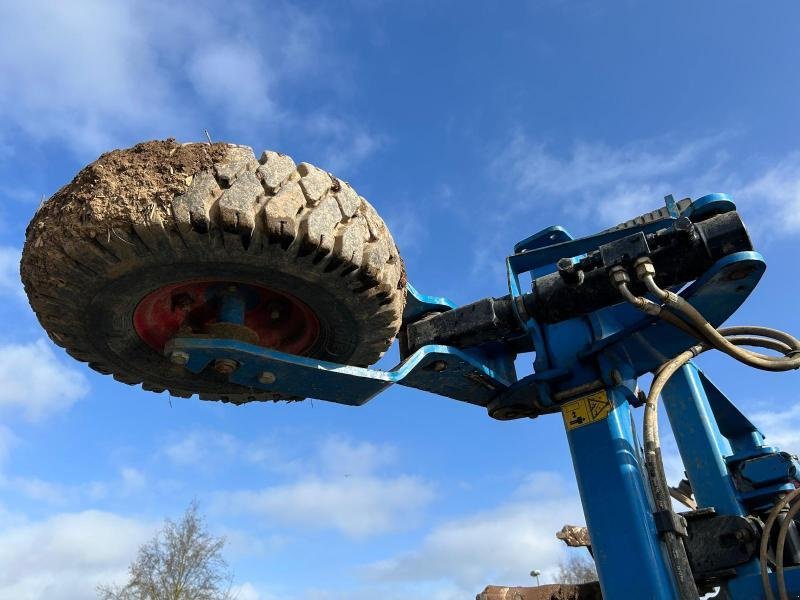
654;510;688;538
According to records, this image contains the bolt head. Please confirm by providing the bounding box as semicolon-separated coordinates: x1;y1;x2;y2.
258;371;277;385
214;358;238;375
432;360;448;372
170;351;190;366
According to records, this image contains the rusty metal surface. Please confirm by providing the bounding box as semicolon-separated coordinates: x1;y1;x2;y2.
476;582;602;600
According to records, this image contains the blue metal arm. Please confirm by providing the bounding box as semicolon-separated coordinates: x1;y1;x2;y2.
168;193;800;599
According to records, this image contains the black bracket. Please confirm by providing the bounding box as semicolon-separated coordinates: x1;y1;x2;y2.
654;509;688;538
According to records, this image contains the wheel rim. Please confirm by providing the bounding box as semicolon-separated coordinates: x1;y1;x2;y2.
133;280;321;356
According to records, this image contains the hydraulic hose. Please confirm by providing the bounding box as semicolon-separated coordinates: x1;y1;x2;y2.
759;487;800;600
612;258;800;600
775;497;800;600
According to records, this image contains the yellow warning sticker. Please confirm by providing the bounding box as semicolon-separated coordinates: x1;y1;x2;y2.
562;390;612;431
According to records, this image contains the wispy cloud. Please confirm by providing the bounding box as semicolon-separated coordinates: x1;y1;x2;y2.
492;132;732;228
302;113;387;174
491;130;800;236
497;133;720;200
473;131;800;282
0;465;148;506
164;430;241;467
162;429;306;476
750;400;800;451
737;153;800;237
214;436;435;538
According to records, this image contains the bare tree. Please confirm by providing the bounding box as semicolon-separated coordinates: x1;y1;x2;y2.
98;501;235;600
556;552;598;584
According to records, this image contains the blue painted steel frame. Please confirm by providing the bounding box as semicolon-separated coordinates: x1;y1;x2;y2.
169;194;800;599
504;195;792;599
662;363;799;599
566;386;679;598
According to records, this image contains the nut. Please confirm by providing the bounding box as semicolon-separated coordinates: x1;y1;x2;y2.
214;358;239;375
170;351;190;366
431;360;448;372
634;257;656;280
609;266;630;286
258;371;277;384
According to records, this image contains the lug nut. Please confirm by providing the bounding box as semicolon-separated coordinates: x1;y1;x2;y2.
170;351;190;366
214;359;238;375
258;371;277;384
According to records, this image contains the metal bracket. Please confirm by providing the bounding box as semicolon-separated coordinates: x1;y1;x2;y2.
654;510;688;537
165;339;514;407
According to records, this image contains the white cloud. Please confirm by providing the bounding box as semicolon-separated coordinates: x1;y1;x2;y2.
215;436;435;538
0;1;170;154
364;471;581;594
0;247;24;301
0;466;149;506
0;1;383;170
751;401;800;451
0;339;89;421
0;510;154;600
317;436;397;476
223;473;434;538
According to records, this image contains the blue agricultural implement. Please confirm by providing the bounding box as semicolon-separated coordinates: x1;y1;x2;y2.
21;141;800;599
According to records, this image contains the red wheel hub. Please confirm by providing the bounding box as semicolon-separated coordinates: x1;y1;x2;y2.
133;280;320;356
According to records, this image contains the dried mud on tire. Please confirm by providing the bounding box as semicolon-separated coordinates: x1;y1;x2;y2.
21;139;406;403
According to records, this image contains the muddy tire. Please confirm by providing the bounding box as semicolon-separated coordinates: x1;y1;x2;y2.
21;140;406;403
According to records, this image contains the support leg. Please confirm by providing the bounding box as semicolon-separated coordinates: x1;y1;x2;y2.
564;387;678;599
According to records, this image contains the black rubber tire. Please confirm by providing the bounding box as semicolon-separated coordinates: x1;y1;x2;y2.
21;140;406;403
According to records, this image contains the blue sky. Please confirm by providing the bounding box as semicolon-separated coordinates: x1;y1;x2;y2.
1;1;800;598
